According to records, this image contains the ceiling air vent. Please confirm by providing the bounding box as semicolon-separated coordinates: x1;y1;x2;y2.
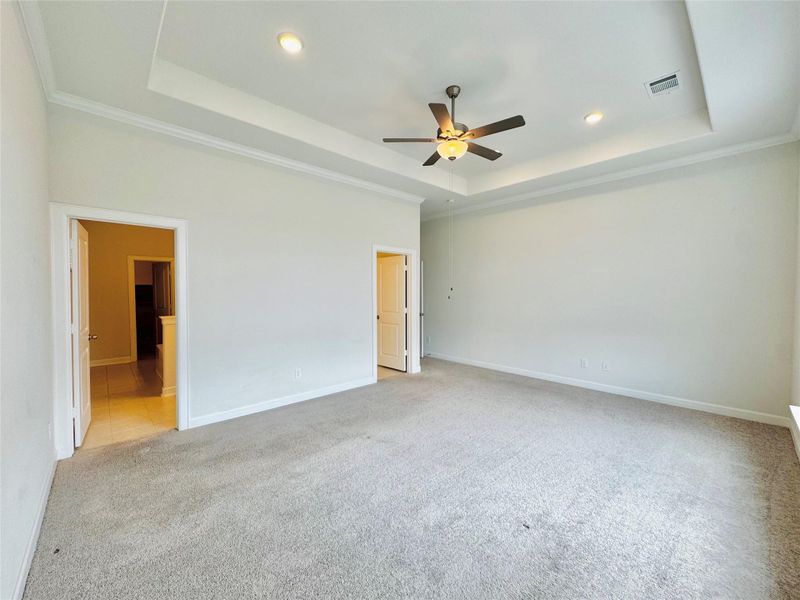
646;72;680;97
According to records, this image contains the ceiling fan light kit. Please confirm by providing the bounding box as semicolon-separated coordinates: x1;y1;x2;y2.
437;139;468;161
383;84;526;166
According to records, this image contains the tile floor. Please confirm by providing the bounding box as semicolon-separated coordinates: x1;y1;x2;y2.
81;359;176;450
377;366;405;380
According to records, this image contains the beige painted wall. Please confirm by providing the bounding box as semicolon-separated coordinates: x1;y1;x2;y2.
80;220;174;362
134;261;154;284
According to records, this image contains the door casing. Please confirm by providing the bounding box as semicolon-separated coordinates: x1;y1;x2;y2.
50;203;189;460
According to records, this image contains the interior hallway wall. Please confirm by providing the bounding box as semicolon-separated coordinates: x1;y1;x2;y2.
422;142;800;423
0;4;55;599
49;106;420;425
79;221;174;364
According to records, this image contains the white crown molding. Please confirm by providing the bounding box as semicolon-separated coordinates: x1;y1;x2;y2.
49;91;425;205
422;132;800;221
16;0;56;95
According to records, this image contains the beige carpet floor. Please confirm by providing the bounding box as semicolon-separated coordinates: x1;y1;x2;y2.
24;359;800;599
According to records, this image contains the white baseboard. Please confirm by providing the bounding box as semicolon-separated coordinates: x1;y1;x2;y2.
89;355;133;367
789;406;800;462
427;353;790;428
12;458;57;600
160;385;175;397
187;376;377;429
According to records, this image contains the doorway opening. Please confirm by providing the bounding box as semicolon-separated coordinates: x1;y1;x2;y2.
373;245;421;382
377;252;408;378
129;257;174;360
51;204;189;460
72;221;177;450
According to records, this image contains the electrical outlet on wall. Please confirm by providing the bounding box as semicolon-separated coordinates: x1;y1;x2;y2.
294;368;302;379
579;358;589;368
601;361;609;372
426;336;431;344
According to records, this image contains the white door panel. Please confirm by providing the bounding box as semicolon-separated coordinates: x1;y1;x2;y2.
71;220;92;446
377;254;407;371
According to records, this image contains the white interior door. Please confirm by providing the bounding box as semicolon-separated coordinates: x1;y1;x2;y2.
377;254;407;371
71;220;92;446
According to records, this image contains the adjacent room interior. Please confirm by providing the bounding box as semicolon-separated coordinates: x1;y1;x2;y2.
2;1;800;598
73;220;177;450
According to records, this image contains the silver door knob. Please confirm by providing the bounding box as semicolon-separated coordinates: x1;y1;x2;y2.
88;334;98;341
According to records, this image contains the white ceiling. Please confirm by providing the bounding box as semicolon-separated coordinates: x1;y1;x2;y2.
25;1;800;217
157;1;708;174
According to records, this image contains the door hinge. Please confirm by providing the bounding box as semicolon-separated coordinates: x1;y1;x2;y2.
72;405;78;418
404;350;408;356
403;308;408;314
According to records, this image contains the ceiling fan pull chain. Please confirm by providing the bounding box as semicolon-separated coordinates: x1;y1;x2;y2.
448;165;455;301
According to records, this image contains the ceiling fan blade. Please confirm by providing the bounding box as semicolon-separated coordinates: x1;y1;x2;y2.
462;115;525;140
422;151;441;166
383;138;437;143
429;103;454;133
467;142;502;161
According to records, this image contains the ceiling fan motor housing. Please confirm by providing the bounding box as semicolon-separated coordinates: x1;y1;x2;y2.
437;123;469;140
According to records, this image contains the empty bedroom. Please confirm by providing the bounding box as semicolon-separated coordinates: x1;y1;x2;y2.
2;1;800;598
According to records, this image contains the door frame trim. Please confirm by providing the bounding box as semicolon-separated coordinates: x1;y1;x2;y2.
127;255;175;361
372;244;420;381
50;203;190;459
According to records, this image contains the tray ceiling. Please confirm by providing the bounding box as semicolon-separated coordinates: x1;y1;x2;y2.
25;1;800;216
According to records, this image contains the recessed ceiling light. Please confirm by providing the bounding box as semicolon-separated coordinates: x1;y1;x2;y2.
277;32;303;54
584;111;604;125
